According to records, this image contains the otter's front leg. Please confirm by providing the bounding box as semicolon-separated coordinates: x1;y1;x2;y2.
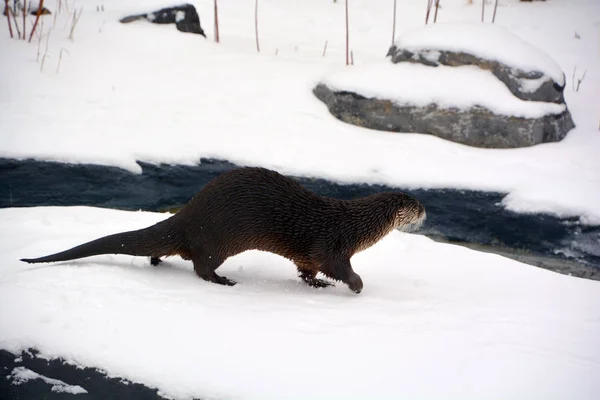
321;258;363;294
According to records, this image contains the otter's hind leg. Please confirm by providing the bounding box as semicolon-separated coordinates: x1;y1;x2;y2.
192;253;237;287
295;261;334;289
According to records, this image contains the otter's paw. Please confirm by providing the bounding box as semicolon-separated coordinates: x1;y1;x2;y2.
150;257;162;266
305;277;335;289
346;273;363;294
216;276;237;286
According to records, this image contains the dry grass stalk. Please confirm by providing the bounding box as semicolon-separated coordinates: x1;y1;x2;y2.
322;40;328;57
57;47;69;73
40;30;51;72
434;0;440;23
492;0;499;23
22;0;26;40
481;0;485;22
345;0;349;65
214;0;219;43
69;7;83;41
255;0;260;52
391;0;396;44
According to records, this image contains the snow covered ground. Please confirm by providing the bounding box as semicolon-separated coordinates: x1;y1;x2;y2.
1;0;599;223
1;206;600;399
1;1;600;398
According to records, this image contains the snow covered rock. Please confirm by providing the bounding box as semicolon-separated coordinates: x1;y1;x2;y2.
387;24;566;104
314;83;573;148
119;4;206;37
314;24;574;148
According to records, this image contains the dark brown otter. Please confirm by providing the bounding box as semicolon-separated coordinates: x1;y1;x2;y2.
21;167;426;293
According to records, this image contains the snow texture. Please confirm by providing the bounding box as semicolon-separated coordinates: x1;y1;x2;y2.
394;22;566;86
320;62;566;118
1;206;599;399
10;366;88;394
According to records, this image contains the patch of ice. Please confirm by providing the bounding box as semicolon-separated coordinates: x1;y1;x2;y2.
10;367;88;395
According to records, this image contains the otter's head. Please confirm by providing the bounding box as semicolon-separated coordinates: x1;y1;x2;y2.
391;194;426;232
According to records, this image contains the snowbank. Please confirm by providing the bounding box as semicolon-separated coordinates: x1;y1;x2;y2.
1;206;599;399
393;22;565;85
320;62;565;117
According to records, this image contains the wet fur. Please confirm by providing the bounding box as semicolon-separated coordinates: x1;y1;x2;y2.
21;167;426;293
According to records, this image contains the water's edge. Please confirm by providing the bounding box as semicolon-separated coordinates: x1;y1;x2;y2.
1;157;599;399
1;157;599;279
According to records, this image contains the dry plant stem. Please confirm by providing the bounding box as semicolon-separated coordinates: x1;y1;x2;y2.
5;0;14;38
434;0;440;23
575;70;587;92
492;0;499;23
425;0;433;24
8;6;21;39
481;0;485;22
254;0;259;52
37;25;43;62
351;50;354;65
22;0;26;40
28;0;44;42
322;40;328;57
345;0;349;65
58;0;62;14
69;8;83;41
214;0;219;43
40;30;51;72
57;48;69;74
391;0;396;45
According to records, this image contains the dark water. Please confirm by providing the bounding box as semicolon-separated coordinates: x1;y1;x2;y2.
1;157;599;275
1;157;599;399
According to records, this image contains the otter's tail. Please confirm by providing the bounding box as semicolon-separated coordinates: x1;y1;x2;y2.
21;218;181;264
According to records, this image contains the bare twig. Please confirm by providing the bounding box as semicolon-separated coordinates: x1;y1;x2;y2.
571;66;576;91
28;0;44;42
22;0;26;40
492;0;499;23
5;0;14;38
350;50;354;65
8;6;21;39
345;0;349;65
57;47;69;73
391;0;396;45
214;0;219;43
254;0;259;52
434;0;440;23
322;40;328;57
68;8;83;41
481;0;485;23
425;0;433;24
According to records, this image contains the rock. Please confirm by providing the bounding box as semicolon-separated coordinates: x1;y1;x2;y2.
387;46;564;104
119;4;206;37
313;84;575;149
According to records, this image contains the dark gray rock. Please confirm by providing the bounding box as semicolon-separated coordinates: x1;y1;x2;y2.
314;84;574;148
387;45;564;104
120;4;206;36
